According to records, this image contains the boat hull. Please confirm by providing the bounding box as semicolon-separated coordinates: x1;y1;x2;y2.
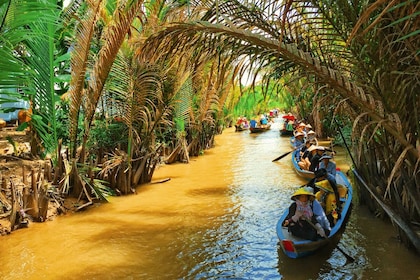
280;129;294;136
234;125;249;132
291;149;315;180
249;124;271;133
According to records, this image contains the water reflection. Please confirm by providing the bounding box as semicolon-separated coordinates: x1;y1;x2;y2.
0;119;418;279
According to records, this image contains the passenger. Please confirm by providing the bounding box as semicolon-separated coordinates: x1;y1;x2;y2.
311;168;341;225
282;187;327;240
305;124;313;135
305;186;331;234
306;130;318;145
319;154;336;177
293;132;306;161
294;122;306;137
293;132;305;149
300;145;324;171
308;146;325;172
242;117;249;128
286;120;294;132
250;119;258;128
235;117;243;128
260;114;268;126
298;141;314;170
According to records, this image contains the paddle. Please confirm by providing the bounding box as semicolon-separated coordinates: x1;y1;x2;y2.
272;146;336;163
333;118;356;167
272;149;295;162
272;143;304;162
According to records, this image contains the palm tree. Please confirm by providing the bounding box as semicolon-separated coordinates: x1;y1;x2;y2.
66;0;196;196
0;0;66;158
66;0;144;198
99;51;168;193
140;0;419;252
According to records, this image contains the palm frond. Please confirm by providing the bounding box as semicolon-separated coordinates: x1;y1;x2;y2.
85;0;144;124
67;0;103;155
142;0;418;159
0;0;57;98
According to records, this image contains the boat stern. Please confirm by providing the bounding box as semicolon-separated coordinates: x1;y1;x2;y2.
280;239;298;258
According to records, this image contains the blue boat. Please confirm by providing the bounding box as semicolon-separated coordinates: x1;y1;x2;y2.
276;170;353;258
291;149;315;180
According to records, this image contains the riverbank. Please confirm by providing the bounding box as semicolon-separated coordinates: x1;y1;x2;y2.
0;128;73;235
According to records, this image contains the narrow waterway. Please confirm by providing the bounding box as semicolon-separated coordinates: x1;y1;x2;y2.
0;119;418;279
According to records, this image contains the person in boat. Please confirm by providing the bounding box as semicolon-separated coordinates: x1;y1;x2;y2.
308;146;325;172
260;114;268;126
319;154;336;177
305;123;313;134
298;140;315;169
306;130;318;145
294;122;306;137
250;119;258;128
283;187;328;240
293;132;306;161
242;117;249;129
299;145;324;171
235;117;242;129
305;186;332;233
293;132;305;148
285;120;294;132
311;168;341;225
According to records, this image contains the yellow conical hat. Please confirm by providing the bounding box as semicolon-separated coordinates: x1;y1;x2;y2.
291;187;315;200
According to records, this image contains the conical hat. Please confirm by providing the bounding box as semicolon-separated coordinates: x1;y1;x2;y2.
291;187;315;200
315;180;334;193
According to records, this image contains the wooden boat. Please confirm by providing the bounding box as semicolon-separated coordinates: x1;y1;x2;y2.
291;149;315;180
290;138;334;180
249;123;271;133
234;124;249;132
280;117;294;136
276;170;353;258
280;128;294;136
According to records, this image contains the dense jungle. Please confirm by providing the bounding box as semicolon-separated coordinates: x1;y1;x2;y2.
0;0;418;256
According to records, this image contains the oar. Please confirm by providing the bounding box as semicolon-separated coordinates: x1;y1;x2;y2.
333;118;356;167
272;143;304;162
272;150;295;162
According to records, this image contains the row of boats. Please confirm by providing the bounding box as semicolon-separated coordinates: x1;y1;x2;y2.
275;134;353;259
234;114;353;258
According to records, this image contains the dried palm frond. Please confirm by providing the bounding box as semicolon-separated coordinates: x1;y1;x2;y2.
67;0;103;156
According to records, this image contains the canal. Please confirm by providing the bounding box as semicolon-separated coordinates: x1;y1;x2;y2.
0;119;418;279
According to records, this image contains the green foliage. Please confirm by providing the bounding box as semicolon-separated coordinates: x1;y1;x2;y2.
88;119;128;154
231;84;286;119
330;116;352;148
0;0;69;160
77;163;116;201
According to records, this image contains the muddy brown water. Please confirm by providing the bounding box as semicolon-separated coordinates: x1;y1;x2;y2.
0;119;418;279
